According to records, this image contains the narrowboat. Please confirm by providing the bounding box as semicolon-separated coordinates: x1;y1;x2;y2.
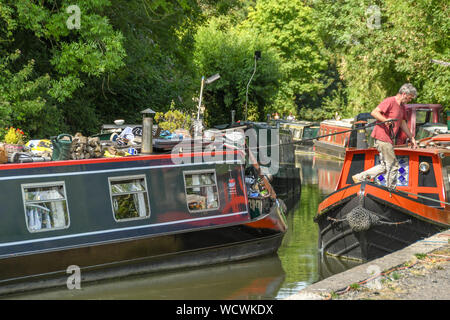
314;118;353;160
314;134;450;262
0;142;287;295
279;120;320;152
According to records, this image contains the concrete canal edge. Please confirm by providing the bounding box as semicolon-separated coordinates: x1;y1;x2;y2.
285;229;450;300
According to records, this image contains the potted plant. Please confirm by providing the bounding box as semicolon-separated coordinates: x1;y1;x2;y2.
3;127;26;154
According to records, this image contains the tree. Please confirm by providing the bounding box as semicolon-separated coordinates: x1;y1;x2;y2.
313;0;449;116
242;0;330;116
193;18;281;127
0;0;126;137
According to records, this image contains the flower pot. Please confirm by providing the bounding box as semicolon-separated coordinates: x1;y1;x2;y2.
5;143;24;155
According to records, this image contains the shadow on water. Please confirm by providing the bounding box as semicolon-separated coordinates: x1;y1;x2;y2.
6;152;362;300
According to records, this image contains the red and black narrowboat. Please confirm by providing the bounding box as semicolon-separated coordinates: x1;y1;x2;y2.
0;143;287;295
314;119;353;160
315;134;450;262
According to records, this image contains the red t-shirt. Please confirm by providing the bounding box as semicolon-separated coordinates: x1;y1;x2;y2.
371;96;407;144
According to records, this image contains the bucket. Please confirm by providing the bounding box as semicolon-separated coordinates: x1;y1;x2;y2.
51;134;72;161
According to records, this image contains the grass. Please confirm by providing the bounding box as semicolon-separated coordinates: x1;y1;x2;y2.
414;253;427;260
349;283;361;290
391;272;401;280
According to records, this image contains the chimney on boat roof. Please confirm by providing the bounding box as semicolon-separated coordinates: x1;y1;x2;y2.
141;108;156;154
354;120;368;149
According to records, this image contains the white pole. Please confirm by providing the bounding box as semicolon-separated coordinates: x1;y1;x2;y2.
197;76;205;120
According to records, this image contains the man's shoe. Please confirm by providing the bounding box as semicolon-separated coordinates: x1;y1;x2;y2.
352;175;361;183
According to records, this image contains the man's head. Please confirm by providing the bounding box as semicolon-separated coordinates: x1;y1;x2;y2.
398;83;417;104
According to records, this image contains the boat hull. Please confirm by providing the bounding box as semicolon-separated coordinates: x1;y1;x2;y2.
314;140;346;160
0;201;286;295
315;183;448;262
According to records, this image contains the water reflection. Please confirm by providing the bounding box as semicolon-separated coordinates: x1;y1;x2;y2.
7;152;361;300
8;255;285;300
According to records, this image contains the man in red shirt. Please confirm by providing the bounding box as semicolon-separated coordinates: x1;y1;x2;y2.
352;83;418;189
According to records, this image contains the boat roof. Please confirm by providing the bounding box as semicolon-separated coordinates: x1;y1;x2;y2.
320;118;354;128
405;103;442;110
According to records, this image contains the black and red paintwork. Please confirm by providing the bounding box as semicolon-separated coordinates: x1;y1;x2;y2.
0;147;287;295
315;137;450;262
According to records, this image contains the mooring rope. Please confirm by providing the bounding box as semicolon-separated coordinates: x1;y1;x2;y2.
295;119;398;143
327;215;411;228
395;189;450;206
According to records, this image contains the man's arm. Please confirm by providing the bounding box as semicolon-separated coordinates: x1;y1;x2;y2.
371;107;388;123
371;107;394;128
400;119;417;148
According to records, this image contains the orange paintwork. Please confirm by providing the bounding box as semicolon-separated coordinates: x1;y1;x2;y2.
431;134;450;142
319;146;450;227
317;184;362;213
364;184;450;225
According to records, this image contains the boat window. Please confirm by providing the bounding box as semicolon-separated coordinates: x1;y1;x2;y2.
22;182;70;232
183;170;219;212
416;109;431;125
109;175;150;221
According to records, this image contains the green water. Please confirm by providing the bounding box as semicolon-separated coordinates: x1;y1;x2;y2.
7;153;361;300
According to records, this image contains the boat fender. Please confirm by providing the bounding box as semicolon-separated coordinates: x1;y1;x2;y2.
346;206;380;232
328;206;412;232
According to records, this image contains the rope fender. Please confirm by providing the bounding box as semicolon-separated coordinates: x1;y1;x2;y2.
327;201;411;232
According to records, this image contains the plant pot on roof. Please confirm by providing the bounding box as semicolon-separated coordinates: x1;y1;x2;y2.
3;127;26;155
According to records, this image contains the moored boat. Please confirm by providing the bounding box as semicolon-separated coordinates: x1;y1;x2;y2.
0;142;287;295
279;120;320;152
314;134;450;262
314;118;353;160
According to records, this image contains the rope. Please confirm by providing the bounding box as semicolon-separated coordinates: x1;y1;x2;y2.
297;119;398;142
396;189;450;206
219;119;400;149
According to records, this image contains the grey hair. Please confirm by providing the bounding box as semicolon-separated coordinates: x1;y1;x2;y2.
398;83;417;98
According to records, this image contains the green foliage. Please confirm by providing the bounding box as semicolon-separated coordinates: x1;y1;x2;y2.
414;253;427;260
0;0;447;138
313;0;449;116
0;49;51;133
193;17;281;126
243;0;329;115
154;101;192;132
0;0;127;138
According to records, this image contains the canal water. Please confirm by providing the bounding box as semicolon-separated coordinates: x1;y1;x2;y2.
7;151;362;300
